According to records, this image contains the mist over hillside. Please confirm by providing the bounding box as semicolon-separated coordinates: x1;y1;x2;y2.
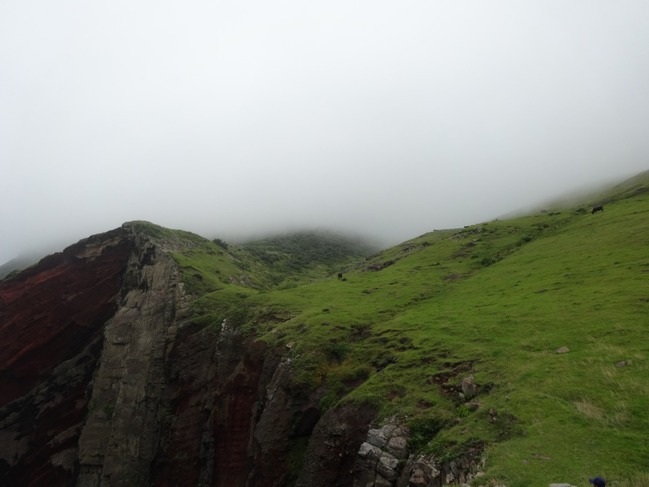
2;169;645;273
1;168;648;486
3;1;649;267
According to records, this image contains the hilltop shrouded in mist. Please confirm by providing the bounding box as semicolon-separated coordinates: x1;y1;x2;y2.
2;173;648;485
1;1;649;263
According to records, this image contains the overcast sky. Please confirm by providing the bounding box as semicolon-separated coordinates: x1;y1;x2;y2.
1;1;649;263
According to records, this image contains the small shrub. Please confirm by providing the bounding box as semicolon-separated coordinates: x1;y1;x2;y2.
408;415;449;451
456;404;472;418
516;235;533;246
480;256;496;266
350;323;372;340
342;365;372;383
371;352;397;371
324;342;349;363
211;238;229;249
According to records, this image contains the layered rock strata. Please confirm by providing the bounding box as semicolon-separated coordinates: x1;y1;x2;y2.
75;233;185;486
0;227;135;485
352;419;487;487
354;420;409;487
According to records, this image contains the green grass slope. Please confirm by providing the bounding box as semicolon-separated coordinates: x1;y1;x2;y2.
170;172;649;487
239;230;376;288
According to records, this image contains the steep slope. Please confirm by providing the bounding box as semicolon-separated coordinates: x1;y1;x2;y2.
0;221;376;487
0;227;135;484
138;179;647;486
239;179;648;486
1;171;648;487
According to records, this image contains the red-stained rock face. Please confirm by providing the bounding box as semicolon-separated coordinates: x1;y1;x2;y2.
152;325;283;487
0;228;134;407
0;228;135;486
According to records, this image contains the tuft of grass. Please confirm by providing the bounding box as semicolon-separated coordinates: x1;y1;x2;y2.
613;473;649;487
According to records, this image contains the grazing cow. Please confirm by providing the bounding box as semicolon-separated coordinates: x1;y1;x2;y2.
592;205;604;214
337;272;343;280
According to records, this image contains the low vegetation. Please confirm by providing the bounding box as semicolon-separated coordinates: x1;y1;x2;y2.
239;230;376;287
168;172;649;487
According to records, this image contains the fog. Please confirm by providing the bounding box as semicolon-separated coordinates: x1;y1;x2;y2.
2;1;649;264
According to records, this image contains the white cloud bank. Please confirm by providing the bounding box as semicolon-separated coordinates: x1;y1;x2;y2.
1;1;648;262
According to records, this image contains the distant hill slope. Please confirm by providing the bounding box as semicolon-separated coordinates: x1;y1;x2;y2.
0;254;42;279
525;168;649;213
238;230;376;286
594;168;649;205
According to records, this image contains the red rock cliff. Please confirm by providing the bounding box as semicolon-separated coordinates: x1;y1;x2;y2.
0;227;135;485
0;224;376;487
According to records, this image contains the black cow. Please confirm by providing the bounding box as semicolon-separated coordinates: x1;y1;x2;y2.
592;205;604;214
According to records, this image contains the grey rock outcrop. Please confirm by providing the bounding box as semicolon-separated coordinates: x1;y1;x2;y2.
76;233;187;486
398;452;485;487
354;420;409;487
296;402;378;487
352;418;487;487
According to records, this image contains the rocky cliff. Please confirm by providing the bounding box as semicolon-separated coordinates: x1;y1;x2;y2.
0;222;494;487
0;227;134;485
0;224;384;487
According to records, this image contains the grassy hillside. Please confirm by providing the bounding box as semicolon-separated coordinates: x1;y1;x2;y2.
171;172;649;487
239;230;376;287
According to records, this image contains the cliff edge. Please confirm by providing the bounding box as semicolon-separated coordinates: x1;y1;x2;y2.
0;223;378;487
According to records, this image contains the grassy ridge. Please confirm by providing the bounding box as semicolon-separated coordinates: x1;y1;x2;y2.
169;173;649;486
